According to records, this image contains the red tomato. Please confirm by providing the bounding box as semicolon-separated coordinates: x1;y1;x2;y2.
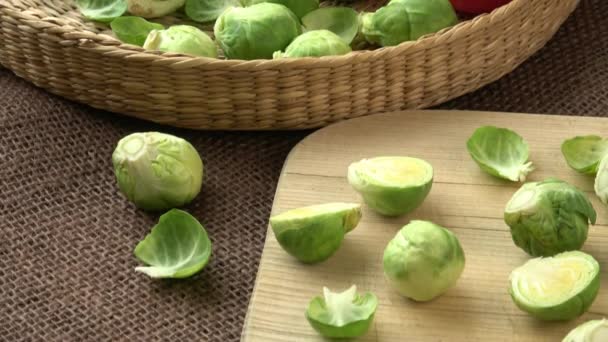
450;0;512;14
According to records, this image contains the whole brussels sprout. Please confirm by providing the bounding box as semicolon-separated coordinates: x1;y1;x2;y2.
112;132;204;211
505;178;596;257
241;0;319;19
563;319;608;341
273;30;352;59
143;25;218;57
360;0;458;47
128;0;185;18
383;221;465;301
214;3;302;60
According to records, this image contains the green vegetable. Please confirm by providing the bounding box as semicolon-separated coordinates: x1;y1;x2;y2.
563;319;608;342
110;16;164;46
76;0;128;22
143;25;218;57
467;126;534;182
273;30;352;59
509;251;600;321
306;285;378;339
383;221;465;301
269;203;361;264
347;156;433;216
359;0;458;47
127;0;186;18
302;7;359;44
504;178;596;257
185;0;240;23
562;135;608;174
214;3;302;60
134;209;212;278
112;132;204;211
595;154;608;204
242;0;319;19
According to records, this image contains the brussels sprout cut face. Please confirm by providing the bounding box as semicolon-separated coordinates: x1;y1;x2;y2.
112;132;204;211
269;203;361;264
273;30;352;59
306;285;378;339
509;251;600;321
563;319;608;342
505;178;596;257
467;126;534;182
143;25;218;58
348;156;433;216
562;135;608;175
383;221;465;301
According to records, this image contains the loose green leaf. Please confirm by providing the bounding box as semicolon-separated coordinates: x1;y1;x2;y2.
185;0;241;23
134;209;212;279
76;0;128;22
561;135;608;175
241;0;319;19
302;7;359;44
110;16;164;46
127;0;186;18
467;126;534;182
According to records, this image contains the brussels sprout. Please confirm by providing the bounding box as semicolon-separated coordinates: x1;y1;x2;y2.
595;154;608;204
76;0;128;22
127;0;185;18
269;203;361;264
306;285;378;339
383;221;465;301
359;0;458;47
509;251;600;321
504;178;596;257
111;16;164;46
562;135;608;175
302;7;359;44
143;25;218;57
467;126;534;182
112;132;204;211
185;0;240;23
563;319;608;342
348;156;433;217
134;209;212;278
242;0;319;19
273;30;352;59
214;3;302;60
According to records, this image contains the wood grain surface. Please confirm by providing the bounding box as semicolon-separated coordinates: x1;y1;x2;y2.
242;110;608;341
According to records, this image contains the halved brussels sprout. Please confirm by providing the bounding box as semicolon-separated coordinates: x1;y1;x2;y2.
359;0;458;47
306;285;377;339
269;203;361;263
242;0;319;19
505;178;596;257
348;156;433;216
302;7;359;44
563;319;608;342
143;25;218;57
594;154;608;204
467;126;534;182
273;30;352;59
111;16;164;46
112;132;204;211
127;0;185;18
76;0;128;22
509;251;600;321
383;221;465;301
214;3;302;60
562;135;608;175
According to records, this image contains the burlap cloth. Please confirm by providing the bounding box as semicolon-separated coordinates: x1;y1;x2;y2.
1;1;607;340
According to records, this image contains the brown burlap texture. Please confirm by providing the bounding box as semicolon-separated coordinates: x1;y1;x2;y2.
1;1;607;341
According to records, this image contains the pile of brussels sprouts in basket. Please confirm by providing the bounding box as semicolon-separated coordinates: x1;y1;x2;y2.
76;0;510;60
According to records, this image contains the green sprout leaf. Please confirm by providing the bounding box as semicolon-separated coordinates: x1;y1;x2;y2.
562;135;608;175
134;209;212;279
563;318;608;341
110;16;164;46
76;0;128;22
302;7;359;44
306;285;378;339
185;0;241;23
241;0;319;19
509;251;600;321
467;126;534;182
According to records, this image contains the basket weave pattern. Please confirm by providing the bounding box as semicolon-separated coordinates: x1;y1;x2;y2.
0;0;578;130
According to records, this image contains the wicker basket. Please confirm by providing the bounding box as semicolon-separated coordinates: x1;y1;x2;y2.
0;0;578;130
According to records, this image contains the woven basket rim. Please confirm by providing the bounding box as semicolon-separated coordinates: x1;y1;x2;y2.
3;0;528;68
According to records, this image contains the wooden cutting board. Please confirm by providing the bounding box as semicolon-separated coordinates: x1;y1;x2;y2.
241;110;608;341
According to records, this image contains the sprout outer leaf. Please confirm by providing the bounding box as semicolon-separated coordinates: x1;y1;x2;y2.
111;16;165;46
76;0;128;22
562;135;608;175
594;154;608;204
302;7;359;44
185;0;241;23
